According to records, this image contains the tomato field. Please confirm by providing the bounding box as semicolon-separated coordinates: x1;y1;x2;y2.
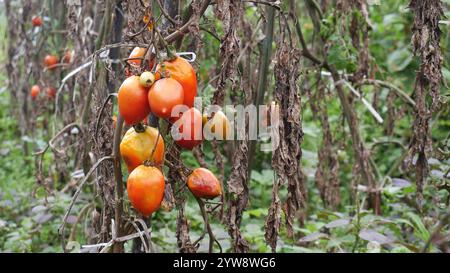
0;0;449;254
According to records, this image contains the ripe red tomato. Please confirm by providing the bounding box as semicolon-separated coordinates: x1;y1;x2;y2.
30;85;40;100
172;107;203;149
148;78;184;119
32;16;42;27
127;165;165;217
155;56;197;107
44;55;58;70
187;168;222;199
118;75;151;125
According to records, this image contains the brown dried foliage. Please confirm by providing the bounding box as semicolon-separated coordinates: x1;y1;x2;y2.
265;22;307;252
405;0;444;205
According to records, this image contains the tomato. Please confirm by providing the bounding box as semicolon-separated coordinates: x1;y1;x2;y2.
62;50;73;64
172;107;203;149
203;110;232;140
148;78;184;119
45;87;57;99
128;47;147;67
120;126;165;173
118;75;151;125
32;16;42;27
127;47;155;69
156;56;197;107
44;55;58;70
127;165;165;217
30;85;40;100
187;168;222;199
139;71;155;88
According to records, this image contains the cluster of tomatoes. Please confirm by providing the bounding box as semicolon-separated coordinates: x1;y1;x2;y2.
29;15;73;101
119;47;226;217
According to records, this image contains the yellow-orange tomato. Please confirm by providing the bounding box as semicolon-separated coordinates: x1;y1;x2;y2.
118;75;151;125
203;110;232;140
187;168;222;199
127;47;155;69
45;87;57;99
120;126;165;173
127;165;165;217
30;85;40;100
173;107;203;149
128;47;147;67
148;78;184;119
44;55;58;70
156;56;197;107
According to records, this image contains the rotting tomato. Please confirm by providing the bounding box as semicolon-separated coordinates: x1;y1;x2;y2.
172;107;203;149
44;55;58;70
30;85;40;100
120;125;165;173
155;56;197;107
148;78;184;119
32;16;42;27
187;168;222;199
118;75;151;125
127;165;165;217
45;87;57;99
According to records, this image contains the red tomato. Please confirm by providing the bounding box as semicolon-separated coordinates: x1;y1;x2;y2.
148;78;184;119
30;85;40;100
172;107;203;149
44;55;58;70
118;75;151;125
32;16;42;27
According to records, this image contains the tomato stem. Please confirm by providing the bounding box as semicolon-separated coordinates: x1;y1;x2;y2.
133;122;147;133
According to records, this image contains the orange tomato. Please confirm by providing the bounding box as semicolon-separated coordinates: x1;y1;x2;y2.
120;126;165;173
30;85;40;100
118;75;151;125
127;165;165;217
44;55;58;70
172;107;203;149
156;56;197;107
45;87;57;99
148;78;184;119
32;16;42;27
187;168;222;199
